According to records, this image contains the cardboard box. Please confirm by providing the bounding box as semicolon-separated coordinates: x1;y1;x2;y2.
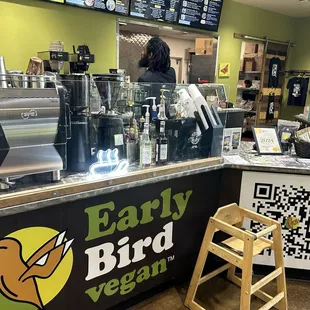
244;43;257;55
255;55;263;72
244;58;255;72
240;59;244;72
195;38;213;55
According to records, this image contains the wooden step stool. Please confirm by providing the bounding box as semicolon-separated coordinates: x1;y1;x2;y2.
185;203;287;310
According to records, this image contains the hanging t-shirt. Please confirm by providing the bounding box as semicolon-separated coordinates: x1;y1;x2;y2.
287;77;309;106
266;94;275;120
268;57;282;88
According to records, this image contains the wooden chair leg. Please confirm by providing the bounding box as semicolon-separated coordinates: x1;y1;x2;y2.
272;224;288;310
240;236;254;310
185;219;216;308
227;265;236;281
227;221;243;282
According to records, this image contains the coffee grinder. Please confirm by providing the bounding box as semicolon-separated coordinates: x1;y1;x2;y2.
91;74;126;159
57;45;96;172
59;74;92;172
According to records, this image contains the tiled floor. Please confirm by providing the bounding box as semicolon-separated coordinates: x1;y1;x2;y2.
132;276;310;310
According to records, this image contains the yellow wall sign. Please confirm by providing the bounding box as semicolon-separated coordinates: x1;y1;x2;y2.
219;63;231;77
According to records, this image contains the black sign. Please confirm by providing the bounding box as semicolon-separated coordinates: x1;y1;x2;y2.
0;171;220;310
45;0;65;3
130;0;181;23
178;0;223;32
65;0;130;16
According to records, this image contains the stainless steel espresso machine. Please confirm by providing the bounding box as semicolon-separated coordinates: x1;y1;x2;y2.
0;72;70;189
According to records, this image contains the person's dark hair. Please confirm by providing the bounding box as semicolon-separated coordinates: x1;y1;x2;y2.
146;37;171;73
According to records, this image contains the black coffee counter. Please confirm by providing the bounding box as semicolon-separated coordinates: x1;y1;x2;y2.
0;143;309;310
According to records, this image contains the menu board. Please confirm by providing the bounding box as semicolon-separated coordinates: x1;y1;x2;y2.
65;0;130;15
130;0;181;23
178;0;223;31
44;0;65;3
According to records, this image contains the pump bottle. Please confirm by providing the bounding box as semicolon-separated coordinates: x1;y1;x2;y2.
146;97;157;121
158;89;170;120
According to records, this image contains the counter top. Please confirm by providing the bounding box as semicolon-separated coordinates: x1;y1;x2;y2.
1;142;310;215
224;142;310;175
0;157;224;216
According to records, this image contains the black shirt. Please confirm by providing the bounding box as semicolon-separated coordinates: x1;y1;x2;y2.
266;94;275;120
138;67;176;83
287;77;309;107
268;57;282;88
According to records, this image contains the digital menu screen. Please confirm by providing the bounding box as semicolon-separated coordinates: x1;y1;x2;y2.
130;0;181;23
65;0;130;15
44;0;65;3
178;0;223;32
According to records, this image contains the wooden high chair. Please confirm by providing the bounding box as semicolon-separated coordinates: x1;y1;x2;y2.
185;203;287;310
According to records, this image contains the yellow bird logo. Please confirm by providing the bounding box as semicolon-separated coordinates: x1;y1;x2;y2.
0;231;73;309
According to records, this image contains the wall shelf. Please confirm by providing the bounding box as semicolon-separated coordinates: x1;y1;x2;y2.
266;54;286;61
262;88;282;96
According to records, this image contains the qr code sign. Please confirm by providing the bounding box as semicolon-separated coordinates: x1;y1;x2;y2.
240;172;310;269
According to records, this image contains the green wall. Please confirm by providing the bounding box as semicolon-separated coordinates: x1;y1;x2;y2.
216;0;295;103
0;0;117;73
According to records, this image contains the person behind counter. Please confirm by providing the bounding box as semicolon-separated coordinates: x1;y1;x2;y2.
138;37;176;119
138;36;176;83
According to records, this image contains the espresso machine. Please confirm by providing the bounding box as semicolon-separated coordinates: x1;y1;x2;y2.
0;69;70;189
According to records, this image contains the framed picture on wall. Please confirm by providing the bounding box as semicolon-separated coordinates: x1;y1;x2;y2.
219;63;230;77
252;126;283;155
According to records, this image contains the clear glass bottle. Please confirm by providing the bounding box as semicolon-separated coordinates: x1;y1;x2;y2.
140;123;152;168
157;121;168;165
150;122;157;164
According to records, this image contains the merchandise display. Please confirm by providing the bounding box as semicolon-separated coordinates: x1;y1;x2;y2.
277;119;300;153
287;76;309;106
268;57;282;88
266;93;275;120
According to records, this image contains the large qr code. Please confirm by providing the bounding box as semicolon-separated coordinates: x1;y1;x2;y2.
250;183;310;260
240;171;310;269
